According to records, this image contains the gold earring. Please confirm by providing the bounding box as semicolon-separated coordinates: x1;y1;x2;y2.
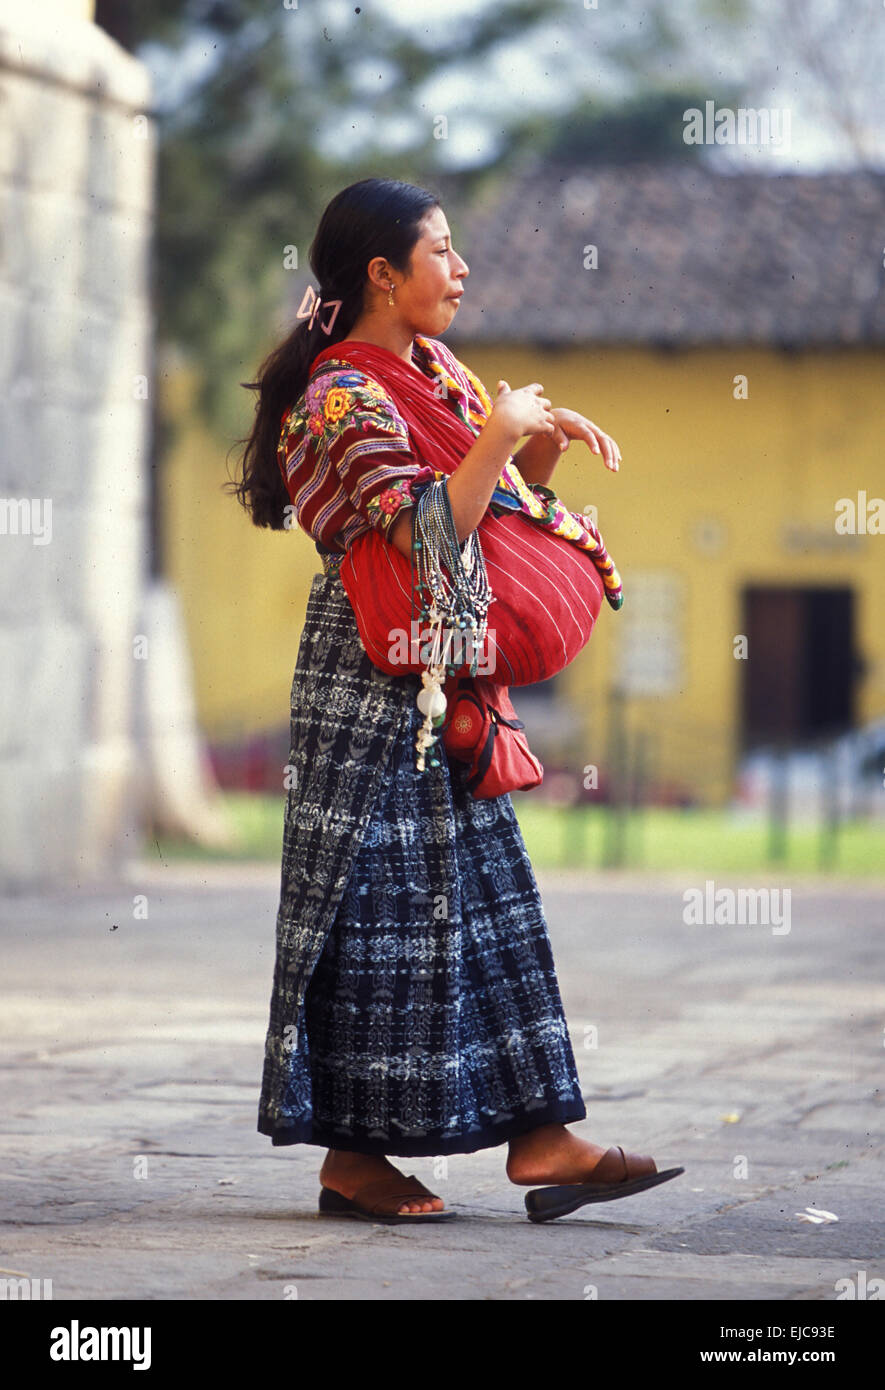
387;282;395;307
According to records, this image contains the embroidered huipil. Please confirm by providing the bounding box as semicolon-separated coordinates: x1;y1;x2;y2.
277;336;481;554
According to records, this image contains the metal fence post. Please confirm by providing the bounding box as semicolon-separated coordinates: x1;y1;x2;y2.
768;740;789;866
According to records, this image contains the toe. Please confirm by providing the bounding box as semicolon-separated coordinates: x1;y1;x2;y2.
397;1197;444;1215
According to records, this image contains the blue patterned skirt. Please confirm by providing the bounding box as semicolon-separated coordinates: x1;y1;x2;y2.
257;560;586;1156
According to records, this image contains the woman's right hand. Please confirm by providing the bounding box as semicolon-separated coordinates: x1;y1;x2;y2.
487;380;556;445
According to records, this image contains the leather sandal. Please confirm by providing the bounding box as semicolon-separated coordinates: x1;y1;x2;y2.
318;1173;456;1224
524;1145;685;1223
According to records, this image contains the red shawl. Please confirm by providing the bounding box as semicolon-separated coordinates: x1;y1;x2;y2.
308;337;618;690
309;337;624;612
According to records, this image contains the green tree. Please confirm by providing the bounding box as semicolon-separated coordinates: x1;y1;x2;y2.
97;0;804;443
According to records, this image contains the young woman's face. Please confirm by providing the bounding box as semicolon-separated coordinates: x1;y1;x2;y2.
396;206;469;334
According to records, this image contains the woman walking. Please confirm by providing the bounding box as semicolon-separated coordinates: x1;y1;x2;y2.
233;178;682;1223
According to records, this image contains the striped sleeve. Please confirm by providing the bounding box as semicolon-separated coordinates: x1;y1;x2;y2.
305;368;421;542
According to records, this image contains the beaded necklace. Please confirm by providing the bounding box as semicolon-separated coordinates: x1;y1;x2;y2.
410;477;491;772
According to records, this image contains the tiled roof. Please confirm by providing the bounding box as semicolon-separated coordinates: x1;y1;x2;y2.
441;160;885;346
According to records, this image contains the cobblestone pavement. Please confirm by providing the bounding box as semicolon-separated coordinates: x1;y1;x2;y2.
1;861;883;1300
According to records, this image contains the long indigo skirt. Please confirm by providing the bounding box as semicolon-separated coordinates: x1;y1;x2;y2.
257;562;586;1156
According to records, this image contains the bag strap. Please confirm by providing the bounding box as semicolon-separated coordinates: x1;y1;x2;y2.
464;705;525;791
466;722;497;792
490;709;525;731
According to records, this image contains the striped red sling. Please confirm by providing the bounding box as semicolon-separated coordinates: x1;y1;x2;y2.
309;338;621;690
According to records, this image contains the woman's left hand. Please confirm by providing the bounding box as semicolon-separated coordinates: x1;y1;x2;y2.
550;407;621;472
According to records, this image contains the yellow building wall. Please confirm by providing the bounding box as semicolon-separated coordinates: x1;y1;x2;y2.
162;347;885;803
161;368;321;743
470;344;885;804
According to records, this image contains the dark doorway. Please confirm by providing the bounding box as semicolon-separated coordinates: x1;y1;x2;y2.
739;586;859;750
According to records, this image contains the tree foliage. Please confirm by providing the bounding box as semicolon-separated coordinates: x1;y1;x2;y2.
93;0;748;440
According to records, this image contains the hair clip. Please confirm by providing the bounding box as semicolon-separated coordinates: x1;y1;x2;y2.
296;284;342;336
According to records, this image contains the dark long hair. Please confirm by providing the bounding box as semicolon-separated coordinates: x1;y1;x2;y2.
228;177;441;529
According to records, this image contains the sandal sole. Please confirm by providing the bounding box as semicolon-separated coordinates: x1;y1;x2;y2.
318;1187;456;1223
525;1166;686;1222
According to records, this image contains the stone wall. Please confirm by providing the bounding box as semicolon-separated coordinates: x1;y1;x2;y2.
0;3;154;886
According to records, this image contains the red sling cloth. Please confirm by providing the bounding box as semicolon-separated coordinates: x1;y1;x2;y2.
309;338;607;687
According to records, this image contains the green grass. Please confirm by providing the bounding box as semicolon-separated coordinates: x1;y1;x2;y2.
510;801;885;877
148;793;286;863
149;792;885;878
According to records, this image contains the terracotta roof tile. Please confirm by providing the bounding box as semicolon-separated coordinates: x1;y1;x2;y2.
441;161;885;345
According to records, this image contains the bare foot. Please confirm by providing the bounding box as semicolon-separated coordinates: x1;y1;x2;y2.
506;1124;613;1186
319;1149;445;1216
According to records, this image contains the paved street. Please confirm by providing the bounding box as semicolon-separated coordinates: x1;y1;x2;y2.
1;859;883;1301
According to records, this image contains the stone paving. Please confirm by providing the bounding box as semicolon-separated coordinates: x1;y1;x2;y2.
1;861;883;1301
